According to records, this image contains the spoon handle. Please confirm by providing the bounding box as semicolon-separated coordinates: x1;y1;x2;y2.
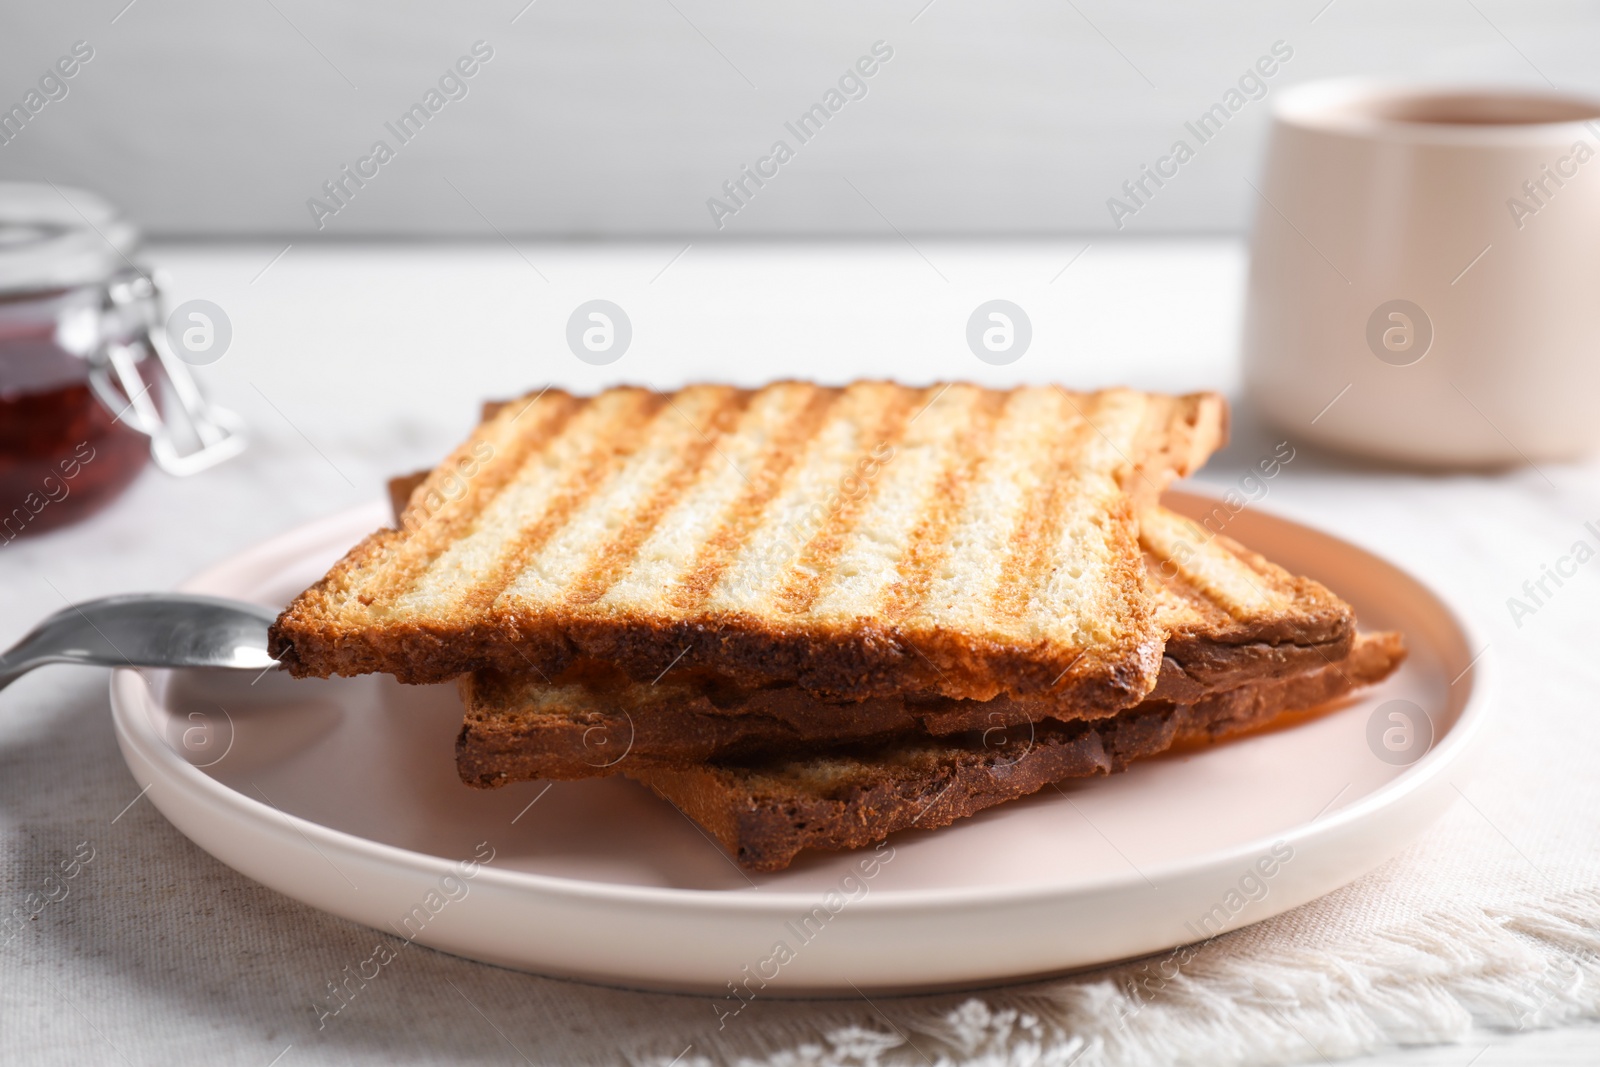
0;610;81;691
0;661;31;692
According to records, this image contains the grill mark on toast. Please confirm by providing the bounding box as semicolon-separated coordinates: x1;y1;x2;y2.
594;384;820;610
905;388;1095;652
467;389;670;614
562;387;754;606
393;390;649;617
879;387;1011;624
802;386;987;625
1003;394;1162;682
987;392;1096;625
1143;547;1237;634
770;385;922;616
1140;507;1284;618
502;385;746;608
1100;392;1171;501
705;383;918;615
669;385;843;611
375;392;581;611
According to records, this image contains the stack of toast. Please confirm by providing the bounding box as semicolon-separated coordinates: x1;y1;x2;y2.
270;381;1404;871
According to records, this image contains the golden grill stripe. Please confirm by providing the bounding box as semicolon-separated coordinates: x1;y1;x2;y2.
1138;508;1287;619
594;383;840;613
370;391;581;619
1003;391;1153;645
646;385;844;614
907;387;1090;642
557;387;755;607
875;386;1011;625
702;383;907;615
390;389;663;617
501;386;749;608
804;384;991;624
771;384;926;618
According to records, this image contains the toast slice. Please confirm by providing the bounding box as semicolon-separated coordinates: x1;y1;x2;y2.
1140;507;1353;701
455;505;1357;784
270;383;1227;708
629;632;1406;871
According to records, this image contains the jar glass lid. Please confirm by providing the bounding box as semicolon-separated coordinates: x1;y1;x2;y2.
0;182;140;296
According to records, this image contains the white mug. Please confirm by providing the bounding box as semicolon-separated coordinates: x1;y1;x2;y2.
1242;81;1600;466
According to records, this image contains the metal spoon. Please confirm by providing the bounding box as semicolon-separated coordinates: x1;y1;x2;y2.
0;594;280;692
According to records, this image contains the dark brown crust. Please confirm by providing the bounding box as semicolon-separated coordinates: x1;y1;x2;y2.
627;632;1406;871
1171;629;1405;747
268;384;1229;705
633;728;1122;873
1143;633;1354;705
455;624;1351;784
457;668;922;785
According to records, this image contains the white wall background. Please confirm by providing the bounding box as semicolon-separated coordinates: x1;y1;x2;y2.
1;0;1597;237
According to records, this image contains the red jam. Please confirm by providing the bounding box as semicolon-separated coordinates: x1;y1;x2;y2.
0;303;149;540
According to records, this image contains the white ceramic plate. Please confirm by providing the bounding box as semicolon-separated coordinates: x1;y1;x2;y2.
110;491;1491;994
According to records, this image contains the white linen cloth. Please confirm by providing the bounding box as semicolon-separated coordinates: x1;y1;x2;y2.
2;243;1596;1065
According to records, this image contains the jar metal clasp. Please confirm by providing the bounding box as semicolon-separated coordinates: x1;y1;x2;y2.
86;269;246;477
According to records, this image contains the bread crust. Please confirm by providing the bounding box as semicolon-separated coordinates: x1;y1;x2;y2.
627;631;1405;871
455;625;1356;784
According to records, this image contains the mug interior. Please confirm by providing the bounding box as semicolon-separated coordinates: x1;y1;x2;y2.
1278;81;1600;138
1359;91;1600;126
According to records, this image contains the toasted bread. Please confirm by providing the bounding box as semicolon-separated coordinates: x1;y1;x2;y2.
271;383;1227;707
628;632;1406;871
455;504;1357;784
1141;507;1353;701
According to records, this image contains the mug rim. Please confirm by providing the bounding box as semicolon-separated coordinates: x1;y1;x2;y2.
1274;78;1600;144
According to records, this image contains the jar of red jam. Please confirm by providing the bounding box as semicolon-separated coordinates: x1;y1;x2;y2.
0;183;243;540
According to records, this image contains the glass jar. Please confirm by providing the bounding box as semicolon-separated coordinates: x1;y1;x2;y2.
0;183;244;540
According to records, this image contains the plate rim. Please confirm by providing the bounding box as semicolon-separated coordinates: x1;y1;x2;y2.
112;492;1494;914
